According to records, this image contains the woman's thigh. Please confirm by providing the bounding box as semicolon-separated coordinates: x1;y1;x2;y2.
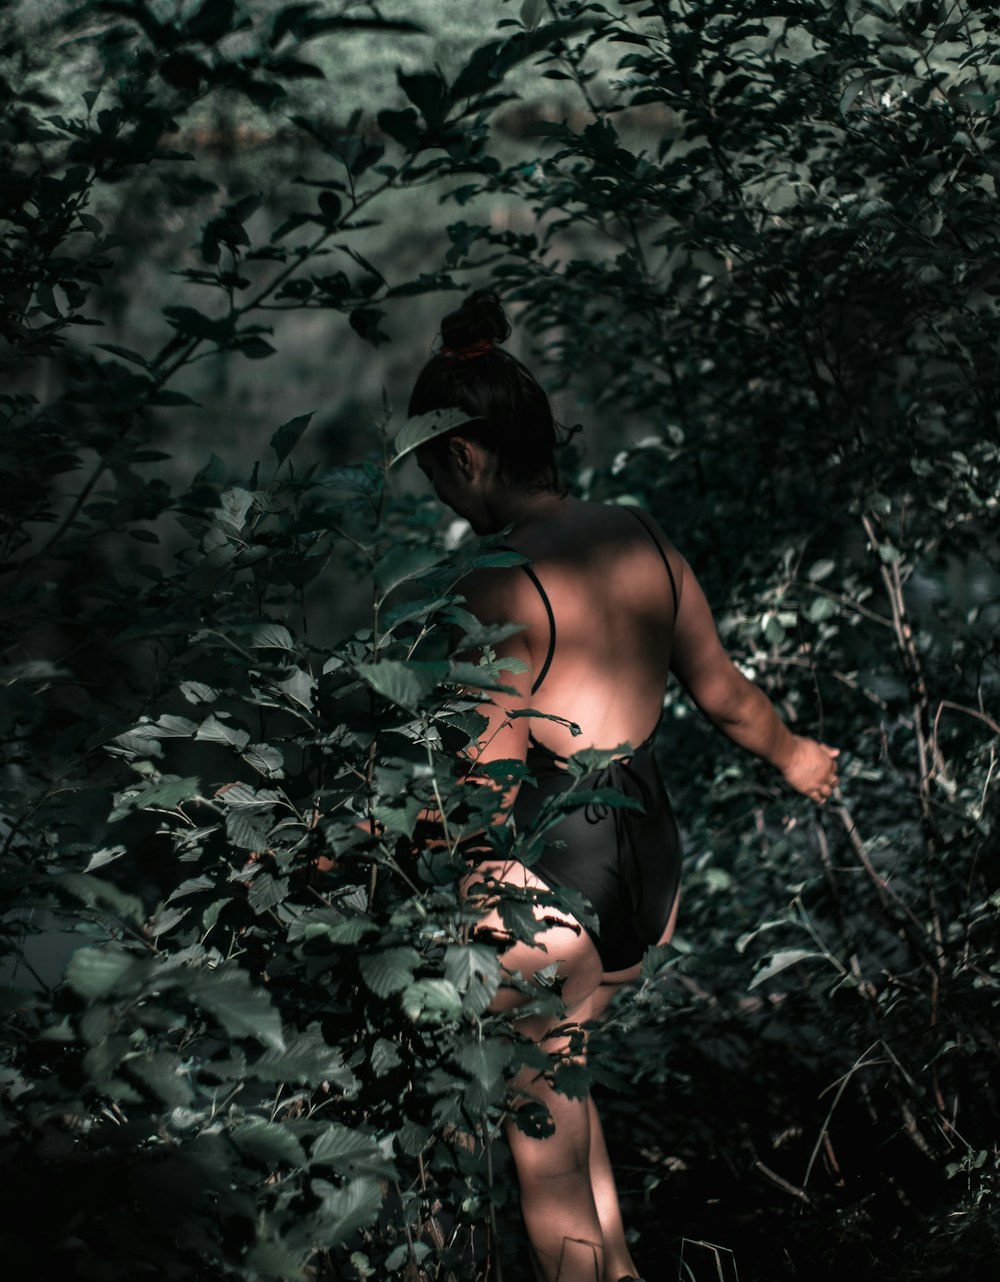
460;856;605;1022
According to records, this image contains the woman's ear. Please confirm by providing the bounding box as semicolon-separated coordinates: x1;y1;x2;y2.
448;435;478;480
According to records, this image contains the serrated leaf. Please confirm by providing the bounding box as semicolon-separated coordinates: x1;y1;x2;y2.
65;947;137;999
152;714;198;737
274;666;316;710
251;1027;357;1089
242;743;285;778
371;794;423;839
226;809;271;851
57;872;145;924
111;775;201;819
125;1051;194;1107
232;1117;306;1167
456;1038;510;1086
216;486;254;531
166;875;215;902
196;714;250;750
551;1059;591;1099
311;1176;383;1245
248;871;289;914
219;783;284;810
370;1038;402;1077
311;1123;396;1178
360;946;420;998
146;903;190;937
83;844;127;872
180;680;218;704
445;942;501;1016
191;967;285;1050
401;978;463;1022
248;621;295;649
358;659;446;712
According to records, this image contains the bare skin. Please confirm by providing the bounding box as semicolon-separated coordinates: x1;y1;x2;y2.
415;435;840;1282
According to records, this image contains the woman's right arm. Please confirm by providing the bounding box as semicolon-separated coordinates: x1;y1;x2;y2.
669;557;840;804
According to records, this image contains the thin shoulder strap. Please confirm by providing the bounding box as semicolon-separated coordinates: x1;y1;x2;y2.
518;563;556;694
626;507;679;617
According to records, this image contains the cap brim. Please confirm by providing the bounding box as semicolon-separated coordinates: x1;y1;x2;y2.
389;407;485;468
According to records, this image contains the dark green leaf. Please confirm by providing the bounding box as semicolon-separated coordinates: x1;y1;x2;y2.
270;412;313;466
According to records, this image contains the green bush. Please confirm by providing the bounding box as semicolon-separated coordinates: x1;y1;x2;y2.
1;2;998;1280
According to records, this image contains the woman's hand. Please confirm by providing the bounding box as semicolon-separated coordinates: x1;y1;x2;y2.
779;735;841;804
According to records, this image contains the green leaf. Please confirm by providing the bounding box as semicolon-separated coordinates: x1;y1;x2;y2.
310;1123;396;1178
806;596;837;623
310;1176;383;1246
271;412;313;466
749;949;826;991
242;743;285;779
382;592;456;635
377;107;421;149
65;947;138;999
445;942;501;1016
125;1051;194;1107
191;967;285;1050
227;809;272;851
401;978;463;1022
317;189;341;223
358;659;446;712
180;680;218;704
196;714;250;750
360;946;420;998
249;620;295;649
111;775;201;820
371;794;423;839
248;871;289;914
57;872;145;924
274;666;316;710
398;70;449;124
370;1038;402;1077
251;1028;357;1090
551;1059;591;1099
95;342;151;369
806;558;836;582
456;1038;510;1087
373;544;449;596
521;0;547;31
216;486;254;531
232;1117;306;1167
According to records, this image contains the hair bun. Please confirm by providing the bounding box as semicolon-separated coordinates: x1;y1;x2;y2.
439;288;511;352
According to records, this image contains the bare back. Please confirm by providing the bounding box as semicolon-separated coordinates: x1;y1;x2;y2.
464;497;684;758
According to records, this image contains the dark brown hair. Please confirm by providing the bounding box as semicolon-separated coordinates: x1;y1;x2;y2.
407;289;561;492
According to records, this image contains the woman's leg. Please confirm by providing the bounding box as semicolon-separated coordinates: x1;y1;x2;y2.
572;980;640;1282
464;859;605;1282
582;896;680;1280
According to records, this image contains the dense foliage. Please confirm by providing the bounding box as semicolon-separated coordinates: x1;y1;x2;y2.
1;1;997;1279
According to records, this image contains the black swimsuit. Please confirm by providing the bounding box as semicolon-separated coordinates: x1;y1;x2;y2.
509;508;683;972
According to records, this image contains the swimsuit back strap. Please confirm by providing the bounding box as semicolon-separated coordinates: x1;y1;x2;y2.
518;563;556;694
626;507;679;617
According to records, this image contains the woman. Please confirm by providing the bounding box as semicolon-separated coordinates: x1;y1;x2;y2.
398;290;840;1282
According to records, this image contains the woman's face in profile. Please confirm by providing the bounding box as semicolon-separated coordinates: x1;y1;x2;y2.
415;443;466;517
412;441;476;520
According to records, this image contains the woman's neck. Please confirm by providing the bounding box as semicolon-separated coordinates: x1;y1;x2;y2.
476;486;567;537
